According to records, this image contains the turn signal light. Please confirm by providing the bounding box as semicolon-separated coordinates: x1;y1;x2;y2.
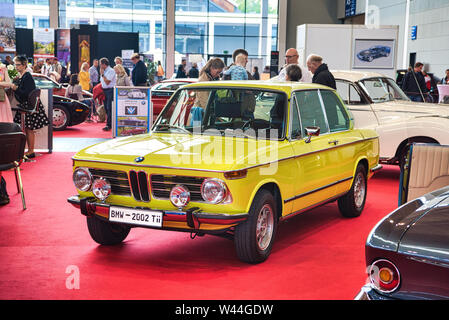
224;169;247;180
369;259;400;293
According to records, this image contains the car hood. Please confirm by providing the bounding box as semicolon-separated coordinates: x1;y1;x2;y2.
373;100;449;118
397;193;449;263
73;132;286;172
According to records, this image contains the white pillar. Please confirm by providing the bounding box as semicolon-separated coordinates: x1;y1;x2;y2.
166;0;175;78
49;0;59;29
277;0;288;67
403;0;411;69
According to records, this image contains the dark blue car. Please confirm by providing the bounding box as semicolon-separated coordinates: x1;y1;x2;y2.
357;46;391;62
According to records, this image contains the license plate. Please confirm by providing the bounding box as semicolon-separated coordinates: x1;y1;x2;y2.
109;206;163;228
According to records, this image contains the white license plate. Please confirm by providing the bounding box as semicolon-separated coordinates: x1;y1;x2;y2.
109;206;163;228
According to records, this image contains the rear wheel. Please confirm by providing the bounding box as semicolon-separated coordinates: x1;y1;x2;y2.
53;104;71;131
87;216;131;245
234;189;278;264
338;164;367;218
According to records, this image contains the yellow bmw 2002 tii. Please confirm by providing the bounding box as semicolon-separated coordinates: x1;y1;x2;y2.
68;81;380;263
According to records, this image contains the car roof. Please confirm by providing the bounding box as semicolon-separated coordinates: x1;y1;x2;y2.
161;78;198;83
331;70;389;82
182;80;332;94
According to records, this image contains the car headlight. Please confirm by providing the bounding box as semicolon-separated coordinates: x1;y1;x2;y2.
201;179;228;204
170;185;190;208
92;178;111;201
73;167;92;192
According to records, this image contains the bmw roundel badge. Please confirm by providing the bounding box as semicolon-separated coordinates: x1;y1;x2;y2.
135;156;145;163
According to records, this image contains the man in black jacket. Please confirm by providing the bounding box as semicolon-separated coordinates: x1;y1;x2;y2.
131;53;148;86
402;62;427;102
306;54;336;89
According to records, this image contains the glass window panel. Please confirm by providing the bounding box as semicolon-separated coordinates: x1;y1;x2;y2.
214;23;245;37
214;36;245;56
295;90;329;135
320;90;350;132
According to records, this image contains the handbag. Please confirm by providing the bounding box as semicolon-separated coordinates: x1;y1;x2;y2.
19;89;41;112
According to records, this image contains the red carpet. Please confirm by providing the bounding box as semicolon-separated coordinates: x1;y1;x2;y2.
0;152;400;300
53;121;112;139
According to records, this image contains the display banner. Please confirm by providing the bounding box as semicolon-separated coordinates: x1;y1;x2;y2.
270;51;279;77
33;28;55;62
113;86;152;138
56;29;71;66
121;49;134;72
78;35;90;70
345;0;357;17
0;2;16;54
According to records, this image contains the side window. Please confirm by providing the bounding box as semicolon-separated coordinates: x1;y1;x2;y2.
295;90;329;135
336;81;349;104
349;85;362;104
320;90;350;132
290;96;302;139
336;80;362;104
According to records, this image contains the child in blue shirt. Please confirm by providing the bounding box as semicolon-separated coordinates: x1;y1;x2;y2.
223;54;248;80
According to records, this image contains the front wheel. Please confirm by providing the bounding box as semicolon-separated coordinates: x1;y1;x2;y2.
53;104;71;131
86;216;131;245
234;189;278;264
338;164;367;218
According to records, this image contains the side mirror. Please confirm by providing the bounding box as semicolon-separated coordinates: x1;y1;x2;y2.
304;126;320;143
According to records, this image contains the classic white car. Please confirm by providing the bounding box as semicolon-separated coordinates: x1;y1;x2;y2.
333;71;449;168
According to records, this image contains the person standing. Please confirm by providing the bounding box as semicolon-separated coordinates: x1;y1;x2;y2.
9;56;49;158
156;61;164;82
130;53;148;86
0;63;13;123
79;62;91;91
176;59;187;78
99;57;116;131
274;48;312;83
41;58;52;77
441;69;449;84
114;65;131;86
402;62;428;102
285;64;302;82
188;62;199;78
306;54;336;89
252;66;260;80
89;59;100;90
114;56;130;76
33;58;44;73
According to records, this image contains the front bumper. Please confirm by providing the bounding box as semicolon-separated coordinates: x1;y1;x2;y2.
67;195;248;232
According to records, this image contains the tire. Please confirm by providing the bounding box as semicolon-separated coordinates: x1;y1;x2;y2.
234;189;278;264
338;164;367;218
53;104;71;131
86;216;131;245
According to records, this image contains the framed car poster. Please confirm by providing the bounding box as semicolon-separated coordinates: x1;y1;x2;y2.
113;86;152;138
353;39;395;69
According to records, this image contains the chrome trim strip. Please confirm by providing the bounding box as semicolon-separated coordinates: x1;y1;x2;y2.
281;191;348;221
284;177;353;204
407;256;449;269
73;137;378;173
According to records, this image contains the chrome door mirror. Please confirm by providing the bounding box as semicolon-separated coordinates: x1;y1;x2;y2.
304;126;320;143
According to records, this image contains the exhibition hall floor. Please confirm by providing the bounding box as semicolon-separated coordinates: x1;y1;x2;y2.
0;122;400;300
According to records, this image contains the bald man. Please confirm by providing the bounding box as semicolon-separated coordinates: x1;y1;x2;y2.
274;48;312;83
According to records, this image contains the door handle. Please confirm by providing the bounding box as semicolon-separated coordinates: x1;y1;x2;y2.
328;140;339;145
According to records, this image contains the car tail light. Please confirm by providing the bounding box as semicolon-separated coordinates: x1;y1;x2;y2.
369;259;400;293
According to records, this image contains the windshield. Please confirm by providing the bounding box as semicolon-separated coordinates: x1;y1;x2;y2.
359;77;410;103
153;87;287;140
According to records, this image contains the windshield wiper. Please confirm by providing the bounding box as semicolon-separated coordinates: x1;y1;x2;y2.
154;123;192;135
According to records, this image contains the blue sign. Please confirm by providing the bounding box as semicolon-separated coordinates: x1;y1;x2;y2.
345;0;357;17
411;26;418;40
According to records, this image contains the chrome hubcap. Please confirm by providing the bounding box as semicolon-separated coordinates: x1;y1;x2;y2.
354;173;366;208
53;108;67;128
256;204;274;251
